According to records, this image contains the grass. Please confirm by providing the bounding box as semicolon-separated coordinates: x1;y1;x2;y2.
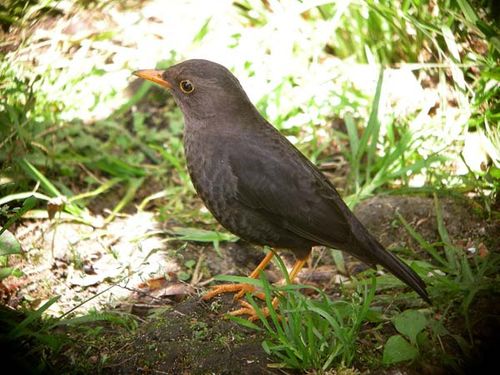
397;194;499;315
0;0;498;373
342;69;445;208
226;257;377;371
223;191;498;371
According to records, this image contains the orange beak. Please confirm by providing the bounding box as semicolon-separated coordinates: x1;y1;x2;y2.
133;69;172;89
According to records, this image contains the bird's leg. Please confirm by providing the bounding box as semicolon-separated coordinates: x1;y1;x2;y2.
231;256;308;321
202;251;274;301
233;251;275;300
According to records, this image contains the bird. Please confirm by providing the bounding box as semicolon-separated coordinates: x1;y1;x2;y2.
133;59;430;317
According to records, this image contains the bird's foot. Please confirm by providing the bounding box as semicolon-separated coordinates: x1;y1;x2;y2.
229;299;280;321
202;283;265;301
234;286;266;300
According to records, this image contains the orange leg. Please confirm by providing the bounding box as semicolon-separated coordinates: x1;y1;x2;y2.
230;256;309;321
202;251;275;301
287;257;308;281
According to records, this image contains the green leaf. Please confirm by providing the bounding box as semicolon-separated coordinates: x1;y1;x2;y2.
345;113;359;162
18;158;62;198
9;296;60;338
214;274;263;288
393;310;427;345
490;166;500;179
0;230;22;256
331;249;346;274
104;178;144;224
456;0;478;25
382;335;419;365
434;194;459;272
0;267;23;280
262;340;271;354
169;227;238;243
396;211;447;266
177;271;190;281
193;17;212;43
364;69;384;177
17;159;84;218
0;195;37;236
91;157;146;178
228;315;262;331
0;192;50;207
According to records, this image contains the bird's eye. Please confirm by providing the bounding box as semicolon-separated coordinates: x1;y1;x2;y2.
179;80;194;94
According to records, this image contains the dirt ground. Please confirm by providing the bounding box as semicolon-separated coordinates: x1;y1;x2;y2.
2;194;498;374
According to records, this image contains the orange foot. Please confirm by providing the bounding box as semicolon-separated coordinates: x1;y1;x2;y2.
202;254;308;320
202;251;275;302
229;299;280;321
202;283;265;301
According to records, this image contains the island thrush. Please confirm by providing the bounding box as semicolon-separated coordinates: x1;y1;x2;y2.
133;59;430;316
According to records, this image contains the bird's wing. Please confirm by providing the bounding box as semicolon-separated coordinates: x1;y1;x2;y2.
226;131;431;303
227;134;353;249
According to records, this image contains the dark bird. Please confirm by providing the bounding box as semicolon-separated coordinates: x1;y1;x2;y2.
133;59;430;315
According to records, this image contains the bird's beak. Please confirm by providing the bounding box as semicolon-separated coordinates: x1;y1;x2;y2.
133;69;172;89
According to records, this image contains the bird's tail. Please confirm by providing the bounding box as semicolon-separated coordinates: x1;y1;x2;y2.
352;223;431;304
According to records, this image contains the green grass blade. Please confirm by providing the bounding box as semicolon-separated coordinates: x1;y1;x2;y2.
9;296;60;339
18;158;61;197
364;68;384;180
434;194;459;272
104;177;144;224
69;177;123;203
0;195;36;235
396;210;448;267
17;158;84;217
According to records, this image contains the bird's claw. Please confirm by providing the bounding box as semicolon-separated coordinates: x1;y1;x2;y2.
228;299;280;321
229;300;263;321
203;283;273;320
202;283;266;301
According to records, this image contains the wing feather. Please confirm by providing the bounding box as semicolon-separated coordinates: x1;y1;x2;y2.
227;136;352;249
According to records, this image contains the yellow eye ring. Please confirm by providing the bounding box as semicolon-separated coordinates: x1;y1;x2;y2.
179;80;194;93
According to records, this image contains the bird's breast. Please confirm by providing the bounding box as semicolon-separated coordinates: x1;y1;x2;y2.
182;129;283;246
184;130;237;216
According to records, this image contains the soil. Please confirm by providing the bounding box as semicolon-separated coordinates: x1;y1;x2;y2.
354;195;496;252
54;297;276;375
2;195;498;374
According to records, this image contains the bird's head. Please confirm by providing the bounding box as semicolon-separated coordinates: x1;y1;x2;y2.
133;59;255;123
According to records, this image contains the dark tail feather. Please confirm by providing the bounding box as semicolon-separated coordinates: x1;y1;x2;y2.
354;230;431;304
